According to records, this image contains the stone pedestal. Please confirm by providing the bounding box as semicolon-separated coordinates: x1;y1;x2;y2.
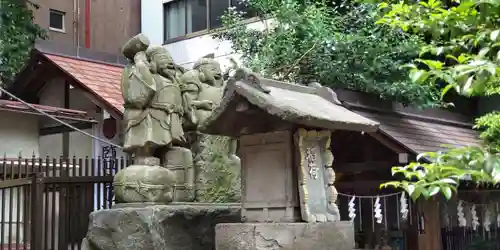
82;203;240;250
113;157;176;203
215;222;355;250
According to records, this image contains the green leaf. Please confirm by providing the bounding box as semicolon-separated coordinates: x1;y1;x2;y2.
462;76;474;95
441;186;452;200
436;47;444;55
441;84;454;99
428;185;440;196
445;54;459;62
410;69;430;84
491;30;500;41
416;59;444;70
406;184;416;196
410;186;422;200
441;178;457;185
478;47;490;58
378;2;389;9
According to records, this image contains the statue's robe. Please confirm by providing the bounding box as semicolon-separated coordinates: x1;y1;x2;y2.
122;64;184;153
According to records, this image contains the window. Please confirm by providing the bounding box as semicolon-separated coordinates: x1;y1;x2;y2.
163;0;257;42
49;9;65;32
164;0;208;41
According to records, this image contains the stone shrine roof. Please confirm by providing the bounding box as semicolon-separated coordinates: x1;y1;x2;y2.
201;71;379;136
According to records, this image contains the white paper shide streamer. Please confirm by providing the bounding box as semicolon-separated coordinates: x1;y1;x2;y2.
374;196;383;224
457;200;466;227
484;208;491;232
471;205;479;231
400;193;408;220
348;196;356;221
497;203;500;228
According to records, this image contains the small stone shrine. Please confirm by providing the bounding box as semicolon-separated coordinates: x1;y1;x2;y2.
200;69;379;249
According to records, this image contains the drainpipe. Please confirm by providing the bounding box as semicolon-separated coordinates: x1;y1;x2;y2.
73;0;77;47
84;0;91;48
77;0;80;48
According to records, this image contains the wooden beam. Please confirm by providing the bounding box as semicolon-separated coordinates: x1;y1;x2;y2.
40;122;93;136
368;131;409;154
335;160;396;173
0;178;33;188
62;80;70;158
335;180;394;190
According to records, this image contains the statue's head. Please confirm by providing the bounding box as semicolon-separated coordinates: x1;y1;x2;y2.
133;51;150;66
146;46;175;76
193;56;223;87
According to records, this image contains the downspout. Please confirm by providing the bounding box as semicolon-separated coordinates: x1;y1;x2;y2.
84;0;91;48
73;0;78;47
77;0;80;48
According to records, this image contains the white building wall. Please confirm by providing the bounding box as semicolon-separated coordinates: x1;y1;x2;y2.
0;111;40;158
141;0;165;45
37;78;97;159
141;0;270;70
0;111;38;245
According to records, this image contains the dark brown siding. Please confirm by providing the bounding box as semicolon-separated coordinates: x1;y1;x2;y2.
87;0;141;54
31;0;140;55
31;0;77;47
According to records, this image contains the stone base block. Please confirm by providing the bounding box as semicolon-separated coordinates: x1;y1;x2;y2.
82;203;240;250
215;222;355;250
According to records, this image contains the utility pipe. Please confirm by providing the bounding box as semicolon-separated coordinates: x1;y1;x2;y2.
84;0;91;48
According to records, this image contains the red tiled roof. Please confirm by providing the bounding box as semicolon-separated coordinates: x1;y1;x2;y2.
0;99;93;122
44;54;124;113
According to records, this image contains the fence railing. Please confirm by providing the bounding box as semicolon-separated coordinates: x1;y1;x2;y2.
0;156;130;250
442;227;500;250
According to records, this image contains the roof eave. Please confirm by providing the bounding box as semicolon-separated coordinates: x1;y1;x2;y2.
0;107;97;124
200;80;380;136
40;53;124;119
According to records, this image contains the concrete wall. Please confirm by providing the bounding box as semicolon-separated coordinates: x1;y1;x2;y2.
0;111;40;158
141;0;270;70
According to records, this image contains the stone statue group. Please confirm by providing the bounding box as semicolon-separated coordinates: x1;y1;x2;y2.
113;34;238;204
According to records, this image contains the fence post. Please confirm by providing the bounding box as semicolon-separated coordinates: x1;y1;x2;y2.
30;172;44;249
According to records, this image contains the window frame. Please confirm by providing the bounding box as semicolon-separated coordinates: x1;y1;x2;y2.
49;9;66;33
162;0;260;44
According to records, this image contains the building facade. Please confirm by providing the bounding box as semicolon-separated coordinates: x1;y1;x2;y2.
141;0;266;70
31;0;141;54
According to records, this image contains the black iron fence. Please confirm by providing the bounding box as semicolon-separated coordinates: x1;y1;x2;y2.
0;156;130;250
442;227;500;250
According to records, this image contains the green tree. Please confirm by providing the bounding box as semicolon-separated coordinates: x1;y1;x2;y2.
215;0;440;107
0;0;46;85
374;0;500;200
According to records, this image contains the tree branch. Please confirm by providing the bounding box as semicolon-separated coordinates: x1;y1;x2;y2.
275;41;318;80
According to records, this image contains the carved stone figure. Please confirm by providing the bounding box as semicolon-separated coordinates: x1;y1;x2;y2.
181;54;224;129
114;35;183;204
179;55;241;201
